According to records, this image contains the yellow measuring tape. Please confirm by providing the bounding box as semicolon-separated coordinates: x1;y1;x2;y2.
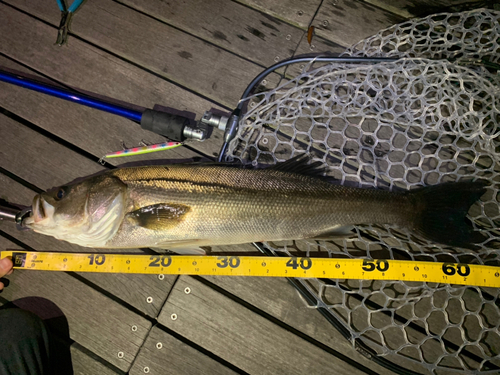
1;250;499;287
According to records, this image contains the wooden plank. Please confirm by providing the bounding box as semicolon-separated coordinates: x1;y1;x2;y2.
129;326;238;375
6;0;280;110
235;0;322;29
0;4;224;159
294;33;347;56
363;0;487;19
305;0;405;48
0;237;152;372
158;276;370;375
0;126;177;317
0;112;105;189
119;0;303;67
306;0;488;53
71;344;121;375
203;275;390;374
0;235;22;253
289;0;405;80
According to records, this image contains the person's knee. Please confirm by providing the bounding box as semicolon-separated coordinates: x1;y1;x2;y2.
0;308;49;343
0;307;51;374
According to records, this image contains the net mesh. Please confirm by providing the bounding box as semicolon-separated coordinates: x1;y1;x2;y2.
225;9;500;374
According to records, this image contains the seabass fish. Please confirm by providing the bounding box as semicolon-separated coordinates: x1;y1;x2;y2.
24;156;487;252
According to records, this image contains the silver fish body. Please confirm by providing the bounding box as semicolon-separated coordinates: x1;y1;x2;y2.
106;164;413;248
24;157;487;251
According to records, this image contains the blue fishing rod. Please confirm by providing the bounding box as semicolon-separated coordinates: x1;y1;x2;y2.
0;69;208;142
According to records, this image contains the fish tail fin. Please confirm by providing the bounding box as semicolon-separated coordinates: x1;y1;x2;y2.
411;180;488;249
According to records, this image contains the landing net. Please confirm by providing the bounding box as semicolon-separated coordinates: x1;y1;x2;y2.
225;9;500;374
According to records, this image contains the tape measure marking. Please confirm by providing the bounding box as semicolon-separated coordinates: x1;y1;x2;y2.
1;251;499;287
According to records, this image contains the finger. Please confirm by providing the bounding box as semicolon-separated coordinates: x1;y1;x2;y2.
0;281;3;291
0;257;13;277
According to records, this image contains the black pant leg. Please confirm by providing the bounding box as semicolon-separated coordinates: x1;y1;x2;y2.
0;308;51;375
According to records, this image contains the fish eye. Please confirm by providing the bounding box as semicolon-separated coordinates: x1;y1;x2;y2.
55;187;67;200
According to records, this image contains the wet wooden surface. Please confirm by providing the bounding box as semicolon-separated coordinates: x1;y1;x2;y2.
0;0;490;373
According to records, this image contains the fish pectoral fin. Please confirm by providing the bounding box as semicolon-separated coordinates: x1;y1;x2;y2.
127;203;191;230
308;225;356;240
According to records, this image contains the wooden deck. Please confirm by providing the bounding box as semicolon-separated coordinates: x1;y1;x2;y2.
0;0;493;374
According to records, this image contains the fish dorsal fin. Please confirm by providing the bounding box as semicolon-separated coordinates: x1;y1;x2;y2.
126;203;191;230
269;154;325;179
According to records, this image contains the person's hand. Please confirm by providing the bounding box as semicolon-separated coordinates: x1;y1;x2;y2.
0;257;13;290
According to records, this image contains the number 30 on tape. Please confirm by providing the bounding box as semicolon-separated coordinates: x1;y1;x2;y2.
1;251;500;288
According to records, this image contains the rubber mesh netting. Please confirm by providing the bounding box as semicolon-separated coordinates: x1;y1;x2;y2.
224;9;500;374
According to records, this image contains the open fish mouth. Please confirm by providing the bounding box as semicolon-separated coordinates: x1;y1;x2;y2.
24;196;54;225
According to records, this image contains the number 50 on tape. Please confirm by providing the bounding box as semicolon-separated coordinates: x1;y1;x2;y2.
1;251;499;288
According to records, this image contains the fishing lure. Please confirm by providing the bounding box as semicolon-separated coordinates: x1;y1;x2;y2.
99;141;182;163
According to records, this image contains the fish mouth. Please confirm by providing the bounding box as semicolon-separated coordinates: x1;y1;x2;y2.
24;196;54;226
